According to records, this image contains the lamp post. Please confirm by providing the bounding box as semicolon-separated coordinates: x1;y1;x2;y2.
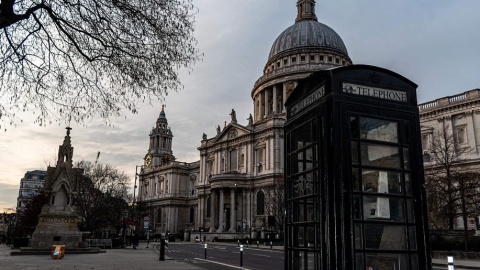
234;183;237;236
132;165;143;248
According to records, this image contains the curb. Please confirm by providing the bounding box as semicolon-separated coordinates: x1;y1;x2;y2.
432;263;480;270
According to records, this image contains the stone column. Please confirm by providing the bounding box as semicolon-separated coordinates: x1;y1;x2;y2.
283;83;287;113
210;190;217;232
217;189;225;232
264;90;269;116
229;188;236;232
273;85;278;114
260;92;265;119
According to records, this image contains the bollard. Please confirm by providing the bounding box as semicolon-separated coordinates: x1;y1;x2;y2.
448;256;454;270
240;245;243;267
159;238;165;261
270;241;273;250
204;243;207;260
246;240;249;247
257;240;259;249
238;240;240;247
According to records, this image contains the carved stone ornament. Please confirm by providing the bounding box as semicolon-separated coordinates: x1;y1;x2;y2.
228;129;238;139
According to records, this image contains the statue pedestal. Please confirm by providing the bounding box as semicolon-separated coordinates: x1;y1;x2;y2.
31;205;86;249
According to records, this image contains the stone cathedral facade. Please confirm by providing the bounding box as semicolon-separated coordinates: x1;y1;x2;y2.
138;0;353;239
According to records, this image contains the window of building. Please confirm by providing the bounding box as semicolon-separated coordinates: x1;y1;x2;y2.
455;125;467;144
421;133;430;151
301;55;306;62
335;58;339;64
240;153;245;168
257;190;265;215
256;148;265;173
277;61;280;68
229;149;238;171
221;156;225;172
207;159;214;179
284;59;288;65
310;55;315;61
292;57;297;63
328;56;333;62
320;55;324;61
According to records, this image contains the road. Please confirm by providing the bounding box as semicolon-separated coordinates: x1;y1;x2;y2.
164;243;456;270
164;243;284;270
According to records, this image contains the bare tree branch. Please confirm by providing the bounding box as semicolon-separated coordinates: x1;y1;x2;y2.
0;0;201;129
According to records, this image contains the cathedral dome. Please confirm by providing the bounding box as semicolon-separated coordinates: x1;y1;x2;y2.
268;20;349;62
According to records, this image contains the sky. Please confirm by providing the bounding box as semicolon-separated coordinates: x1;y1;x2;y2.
2;0;480;212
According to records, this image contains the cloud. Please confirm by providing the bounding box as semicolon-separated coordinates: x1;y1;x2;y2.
0;182;20;211
2;0;480;210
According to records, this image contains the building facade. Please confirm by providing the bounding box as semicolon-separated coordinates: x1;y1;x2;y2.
138;0;352;240
137;106;200;239
419;88;480;230
16;170;46;212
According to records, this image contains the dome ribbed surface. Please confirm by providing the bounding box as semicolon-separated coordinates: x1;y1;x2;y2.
268;20;348;61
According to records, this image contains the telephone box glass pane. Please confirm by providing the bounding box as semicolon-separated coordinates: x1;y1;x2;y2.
364;224;406;250
360;143;400;168
362;170;402;194
359;117;398;143
365;253;408;270
363;196;405;222
354;224;363;249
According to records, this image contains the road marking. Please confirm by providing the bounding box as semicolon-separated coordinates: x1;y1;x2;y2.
194;258;251;270
252;254;270;257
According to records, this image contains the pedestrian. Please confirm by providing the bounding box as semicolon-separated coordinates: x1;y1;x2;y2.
133;234;138;249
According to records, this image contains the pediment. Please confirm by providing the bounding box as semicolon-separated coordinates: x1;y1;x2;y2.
214;123;251;143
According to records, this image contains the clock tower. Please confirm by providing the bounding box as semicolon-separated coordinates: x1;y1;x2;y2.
144;105;175;168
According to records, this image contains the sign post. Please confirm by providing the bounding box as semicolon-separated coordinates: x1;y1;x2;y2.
144;216;150;248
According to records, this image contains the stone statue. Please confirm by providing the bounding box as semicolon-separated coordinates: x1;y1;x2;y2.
216;125;221;135
247;114;253;126
202;133;207;140
230;109;237;123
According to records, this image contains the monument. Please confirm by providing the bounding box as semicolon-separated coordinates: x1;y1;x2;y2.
31;128;87;249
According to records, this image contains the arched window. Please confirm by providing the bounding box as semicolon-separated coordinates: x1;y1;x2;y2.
189;207;195;223
257;190;265;215
207;197;211;218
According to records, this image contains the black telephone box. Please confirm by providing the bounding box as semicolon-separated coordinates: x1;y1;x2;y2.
284;65;431;270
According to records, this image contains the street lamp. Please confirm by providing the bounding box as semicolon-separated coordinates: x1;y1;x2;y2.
132;165;143;247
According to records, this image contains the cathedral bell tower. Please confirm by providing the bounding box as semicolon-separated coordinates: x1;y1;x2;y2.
144;105;175;168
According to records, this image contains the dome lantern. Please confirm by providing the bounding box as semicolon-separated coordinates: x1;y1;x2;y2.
296;0;318;23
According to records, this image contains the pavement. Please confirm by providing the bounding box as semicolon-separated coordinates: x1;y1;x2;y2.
431;257;480;270
0;242;202;270
1;241;480;269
